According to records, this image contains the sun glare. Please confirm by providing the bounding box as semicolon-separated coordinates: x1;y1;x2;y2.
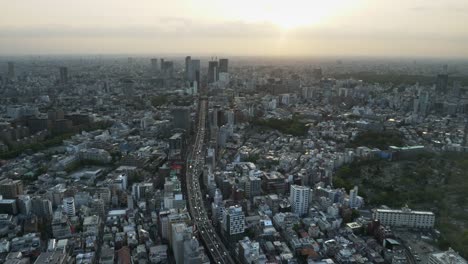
219;0;350;29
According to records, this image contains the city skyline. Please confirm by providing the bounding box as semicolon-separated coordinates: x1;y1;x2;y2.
1;0;468;57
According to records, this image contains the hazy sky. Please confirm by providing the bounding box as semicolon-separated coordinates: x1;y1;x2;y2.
1;0;467;57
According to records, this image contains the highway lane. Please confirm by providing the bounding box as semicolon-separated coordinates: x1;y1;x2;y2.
186;99;234;264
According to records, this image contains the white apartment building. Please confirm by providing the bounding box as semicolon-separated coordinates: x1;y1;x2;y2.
372;206;435;229
290;185;310;216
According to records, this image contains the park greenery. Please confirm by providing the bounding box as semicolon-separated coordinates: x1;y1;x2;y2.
333;153;468;258
253;116;309;137
0;121;112;159
346;131;404;150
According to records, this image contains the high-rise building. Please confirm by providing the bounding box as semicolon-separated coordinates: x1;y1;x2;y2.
62;197;76;218
171;107;191;132
208;60;219;83
290;185;310;216
222;205;245;240
185;56;192;80
349;186;359;209
7;61;15;80
0;179;23;199
184;237;210;264
219;58;228;73
17;195;32;215
191;59;201;83
151;58;159;73
162;61;174;78
59;67;68;84
171;222;193;264
436;74;448;93
31;197;53;218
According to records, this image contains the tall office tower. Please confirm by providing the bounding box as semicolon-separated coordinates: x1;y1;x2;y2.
171;222;193;264
290;185;310;216
163;61;174;78
219;58;228;73
151;58;159;73
349;186;359;209
190;59;201;83
160;58;165;70
208;60;219;83
59;67;68;84
7;61;15;80
222;205;245;243
185;56;192;80
436;73;448;94
63;197;76;218
171;107;191;132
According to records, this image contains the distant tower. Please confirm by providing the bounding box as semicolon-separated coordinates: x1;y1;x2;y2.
160;58;165;71
185;56;192;80
63;197;76;218
59;67;68;84
219;58;228;73
191;59;201;84
208;60;219;83
436;73;448;94
7;62;15;80
150;58;159;73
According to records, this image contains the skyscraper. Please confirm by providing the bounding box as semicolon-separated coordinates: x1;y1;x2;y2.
208;60;219;83
185;56;192;80
219;58;228;73
59;67;68;84
162;61;174;78
190;59;200;83
290;185;310;216
7;61;15;80
151;58;159;73
436;73;448;94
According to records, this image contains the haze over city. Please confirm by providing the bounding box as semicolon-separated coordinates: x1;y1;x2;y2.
1;0;468;57
1;1;468;264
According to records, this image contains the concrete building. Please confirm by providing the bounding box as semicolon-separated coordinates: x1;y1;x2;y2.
171;107;191;133
373;206;435;229
62;197;76;218
222;205;245;242
290;185;310;216
184;237;210;264
171;222;193;264
0;179;23;199
208;60;219;83
31;197;53;218
219;58;228;73
59;66;68;84
428;248;467;264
